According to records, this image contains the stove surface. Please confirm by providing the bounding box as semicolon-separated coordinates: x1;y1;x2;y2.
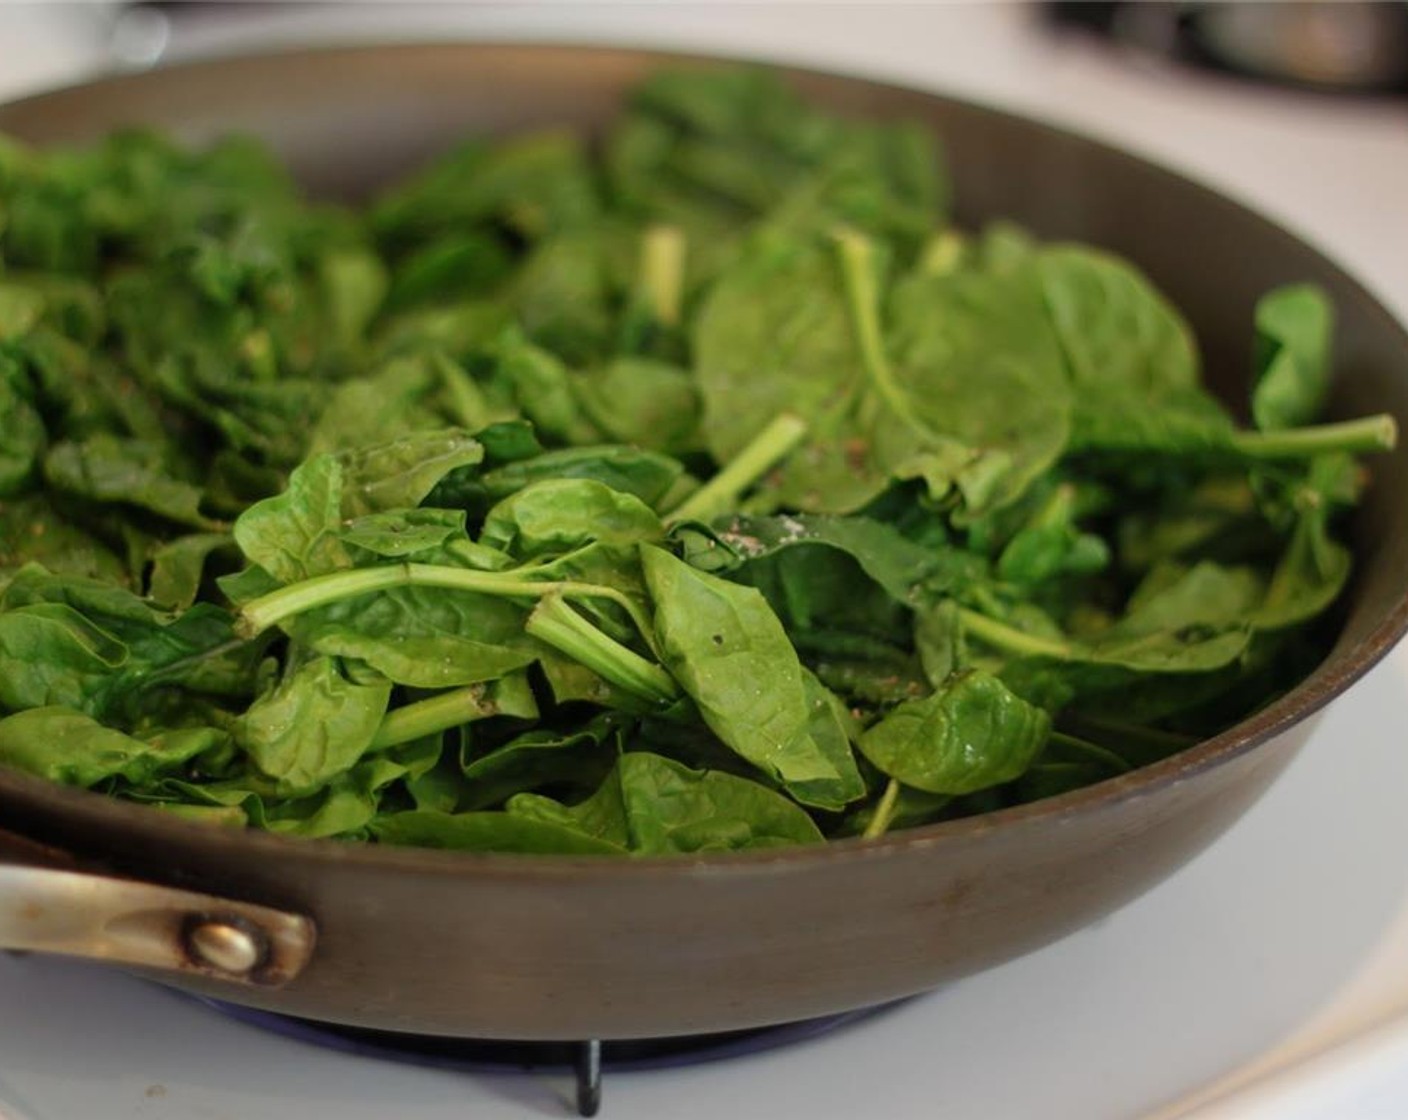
2;5;1408;1119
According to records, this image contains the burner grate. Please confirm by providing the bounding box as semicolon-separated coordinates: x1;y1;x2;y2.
198;999;900;1116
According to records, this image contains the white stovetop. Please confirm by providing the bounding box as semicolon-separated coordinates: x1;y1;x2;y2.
2;5;1408;1119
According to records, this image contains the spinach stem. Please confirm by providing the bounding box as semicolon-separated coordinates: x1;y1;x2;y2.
1047;731;1133;774
1228;414;1397;459
1057;713;1198;768
526;593;679;705
957;608;1073;659
918;229;966;276
371;684;502;750
862;777;901;840
833;228;931;442
1060;713;1197;750
236;562;656;649
641;224;686;326
1033;483;1076;529
666;412;808;524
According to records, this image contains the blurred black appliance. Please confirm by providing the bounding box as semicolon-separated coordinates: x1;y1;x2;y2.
1046;2;1408;95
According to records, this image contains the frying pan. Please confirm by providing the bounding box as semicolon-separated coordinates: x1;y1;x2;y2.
1;43;1406;1042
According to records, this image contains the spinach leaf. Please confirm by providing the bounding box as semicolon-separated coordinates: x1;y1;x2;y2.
886;256;1072;513
375;299;513;364
480;479;664;559
504;762;632;849
607;67;943;251
681;512;981;606
231;453;349;583
715;533;912;652
0;356;46;496
232;430;485;584
641;545;863;809
1253;284;1332;432
447;444;688;516
335;429;485;517
195;738;452;839
285;585;537;688
308;351;473;454
235;655;391;797
146;533;233;610
262;760;398;839
793;669;869;810
337;508;468;559
509;231;619;365
692;234;889;513
0;706;223;786
382;233;515;313
458;711;619;811
1039;245;1233;453
973;574;1258;722
1119;561;1265;636
0;495;128;586
320;247;388;349
615;750;824;852
969;561;1258;715
44;436;218;530
0;565;246;717
1256;456;1355;630
995;483;1110;587
370;809;625;854
488;329;602;447
574;357;701;454
374;130;599;248
857;670;1050;794
511;750;824;854
0;283;46;339
914;600;963;688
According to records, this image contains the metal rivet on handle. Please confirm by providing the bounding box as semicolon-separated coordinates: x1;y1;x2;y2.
186;919;266;976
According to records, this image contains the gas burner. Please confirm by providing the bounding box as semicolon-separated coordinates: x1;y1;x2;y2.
197;999;902;1117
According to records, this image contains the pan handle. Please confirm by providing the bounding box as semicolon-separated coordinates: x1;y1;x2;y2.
0;829;315;988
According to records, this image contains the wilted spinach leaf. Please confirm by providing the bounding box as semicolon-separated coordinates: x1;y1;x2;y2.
235;655;391;797
371;809;626;854
642;545;863;809
0;706;223;786
858;670;1050;795
1040;246;1233;454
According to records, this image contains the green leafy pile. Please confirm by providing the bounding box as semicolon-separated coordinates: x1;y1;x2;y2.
0;69;1394;853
